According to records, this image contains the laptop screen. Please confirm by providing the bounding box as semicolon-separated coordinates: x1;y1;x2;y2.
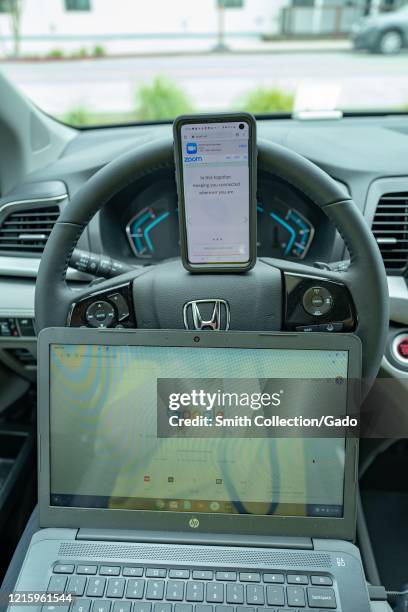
49;344;349;519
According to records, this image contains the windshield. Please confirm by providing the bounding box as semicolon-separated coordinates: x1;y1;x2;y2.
0;0;407;126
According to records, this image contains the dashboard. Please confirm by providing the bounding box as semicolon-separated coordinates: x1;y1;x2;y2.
0;114;408;387
98;168;335;265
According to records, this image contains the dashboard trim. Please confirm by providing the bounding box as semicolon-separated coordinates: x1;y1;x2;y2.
0;256;93;282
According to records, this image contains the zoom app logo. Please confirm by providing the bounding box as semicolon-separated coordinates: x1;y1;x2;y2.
186;142;198;154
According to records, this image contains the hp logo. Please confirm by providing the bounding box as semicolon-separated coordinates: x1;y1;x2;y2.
189;517;200;529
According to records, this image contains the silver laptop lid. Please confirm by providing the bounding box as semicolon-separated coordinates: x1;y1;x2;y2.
38;328;361;540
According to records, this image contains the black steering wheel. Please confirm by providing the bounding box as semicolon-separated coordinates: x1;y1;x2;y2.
35;138;389;387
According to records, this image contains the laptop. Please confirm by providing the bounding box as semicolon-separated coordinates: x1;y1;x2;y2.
9;328;370;612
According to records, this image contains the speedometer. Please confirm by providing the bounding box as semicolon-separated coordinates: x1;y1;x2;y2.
257;200;314;260
126;204;178;259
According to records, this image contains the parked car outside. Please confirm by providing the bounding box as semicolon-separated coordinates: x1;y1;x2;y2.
351;5;408;54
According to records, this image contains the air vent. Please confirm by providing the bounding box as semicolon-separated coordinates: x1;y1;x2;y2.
0;205;60;254
372;192;408;273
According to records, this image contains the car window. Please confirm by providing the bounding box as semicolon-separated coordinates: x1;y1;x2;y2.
0;0;407;126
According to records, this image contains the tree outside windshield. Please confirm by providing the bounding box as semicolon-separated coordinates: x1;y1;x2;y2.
0;0;407;126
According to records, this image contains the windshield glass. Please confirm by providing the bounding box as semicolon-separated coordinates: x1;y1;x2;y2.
0;0;407;126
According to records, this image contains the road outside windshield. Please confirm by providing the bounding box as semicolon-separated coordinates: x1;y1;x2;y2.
0;0;407;126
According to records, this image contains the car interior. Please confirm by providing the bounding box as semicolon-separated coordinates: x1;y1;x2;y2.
0;30;408;611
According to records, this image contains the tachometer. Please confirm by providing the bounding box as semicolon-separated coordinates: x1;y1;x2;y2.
257;202;314;260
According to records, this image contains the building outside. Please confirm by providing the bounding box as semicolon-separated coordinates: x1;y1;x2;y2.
0;0;286;57
0;0;407;57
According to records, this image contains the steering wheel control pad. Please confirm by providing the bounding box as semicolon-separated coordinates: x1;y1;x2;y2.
68;261;356;336
68;282;136;329
283;272;356;332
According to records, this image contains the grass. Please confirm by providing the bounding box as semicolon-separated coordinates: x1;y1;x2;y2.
47;49;65;59
134;76;194;121
61;105;94;126
44;46;106;61
93;45;106;57
60;76;195;126
59;80;297;127
71;47;88;59
239;86;295;113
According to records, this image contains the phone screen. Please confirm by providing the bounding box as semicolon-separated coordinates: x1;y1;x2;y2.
180;120;250;265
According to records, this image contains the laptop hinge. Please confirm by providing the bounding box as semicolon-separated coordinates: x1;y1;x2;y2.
77;529;313;549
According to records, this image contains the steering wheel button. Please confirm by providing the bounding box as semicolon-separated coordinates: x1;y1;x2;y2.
108;293;130;321
319;322;343;332
85;300;115;328
302;286;333;317
295;325;320;332
311;295;324;307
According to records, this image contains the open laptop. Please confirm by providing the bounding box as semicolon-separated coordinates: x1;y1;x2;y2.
8;328;370;612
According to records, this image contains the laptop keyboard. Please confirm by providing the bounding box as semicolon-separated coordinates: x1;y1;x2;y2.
45;563;337;612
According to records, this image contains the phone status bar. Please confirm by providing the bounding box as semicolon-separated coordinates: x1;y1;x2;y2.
181;122;249;139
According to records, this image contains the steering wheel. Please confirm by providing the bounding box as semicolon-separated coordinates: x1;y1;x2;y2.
35;138;389;387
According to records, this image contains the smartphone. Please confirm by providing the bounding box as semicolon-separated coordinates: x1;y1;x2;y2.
173;113;257;273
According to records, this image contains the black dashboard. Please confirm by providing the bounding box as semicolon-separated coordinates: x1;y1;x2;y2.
21;113;408;274
1;115;408;277
0;114;408;382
